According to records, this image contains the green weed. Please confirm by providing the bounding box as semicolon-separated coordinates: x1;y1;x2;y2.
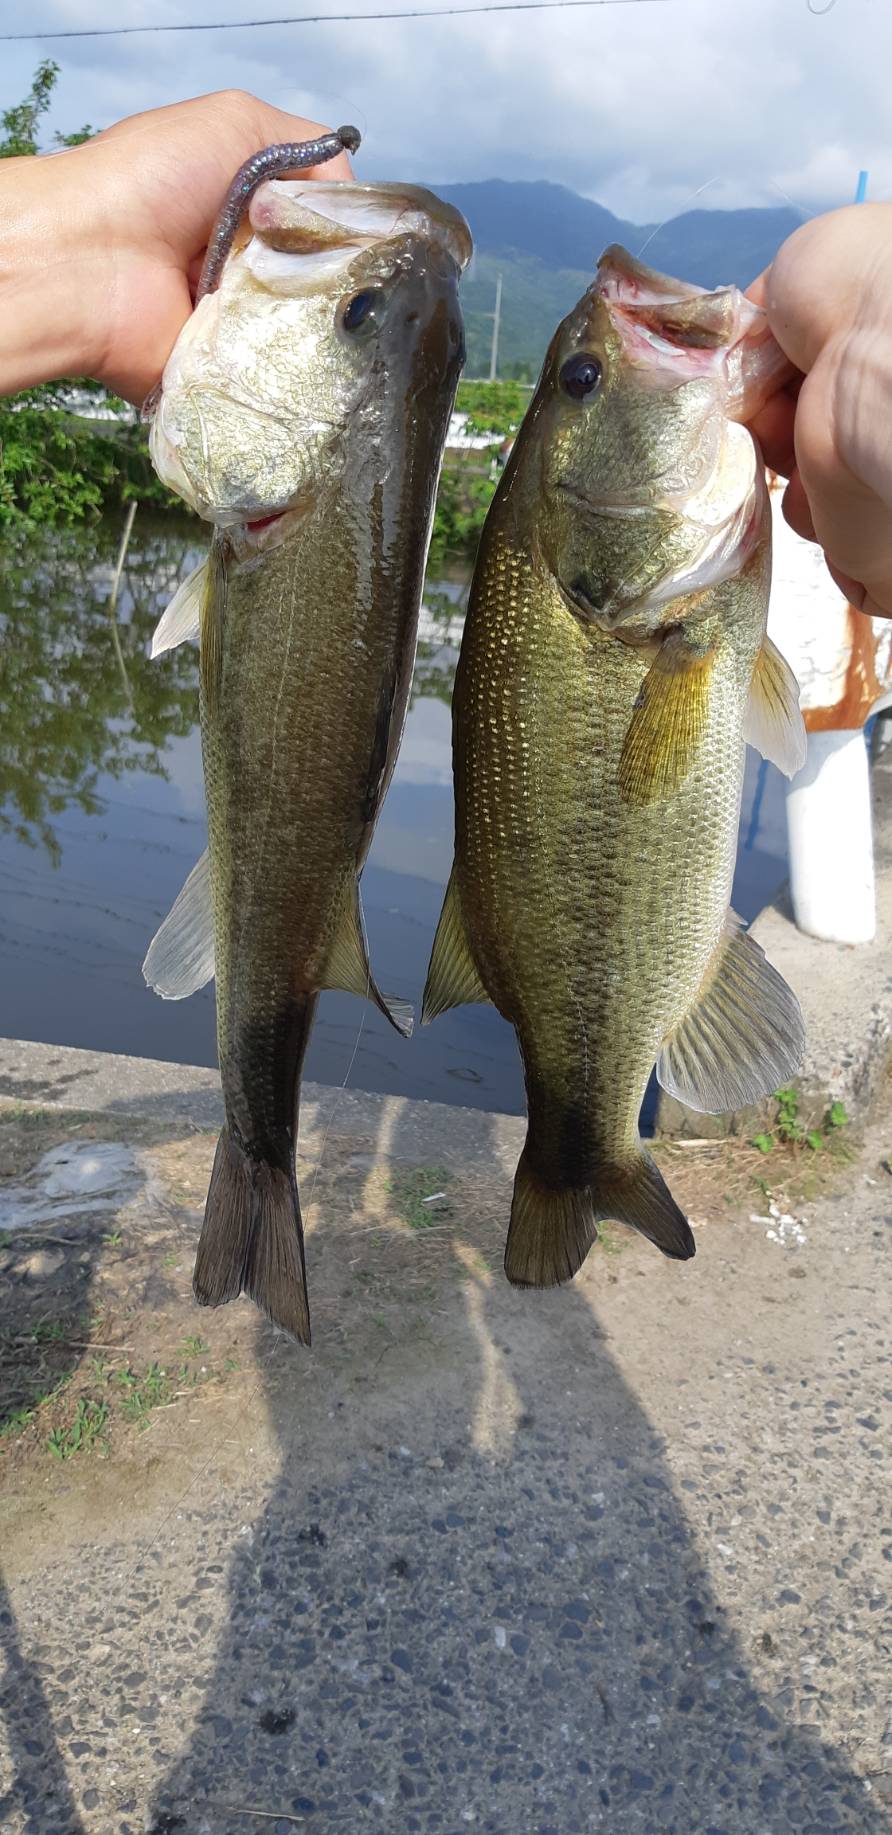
115;1362;171;1428
47;1398;109;1459
752;1090;851;1156
102;1229;122;1247
181;1333;208;1356
387;1166;452;1231
1;1404;36;1439
30;1319;66;1344
595;1220;624;1256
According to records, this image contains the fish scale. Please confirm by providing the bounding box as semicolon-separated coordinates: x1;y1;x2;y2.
424;245;805;1291
144;166;471;1341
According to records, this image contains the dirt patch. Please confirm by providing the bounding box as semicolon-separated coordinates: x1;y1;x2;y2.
0;1093;865;1562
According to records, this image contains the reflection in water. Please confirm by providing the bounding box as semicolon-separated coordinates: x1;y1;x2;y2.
0;522;790;1115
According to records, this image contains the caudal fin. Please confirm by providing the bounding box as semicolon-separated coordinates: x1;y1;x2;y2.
504;1146;695;1288
194;1130;311;1344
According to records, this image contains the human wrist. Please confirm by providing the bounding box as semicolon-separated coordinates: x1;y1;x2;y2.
0;150;107;395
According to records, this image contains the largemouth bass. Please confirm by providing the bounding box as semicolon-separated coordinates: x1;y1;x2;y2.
423;246;805;1288
144;153;470;1341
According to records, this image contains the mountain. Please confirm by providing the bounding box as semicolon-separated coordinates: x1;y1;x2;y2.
435;179;804;378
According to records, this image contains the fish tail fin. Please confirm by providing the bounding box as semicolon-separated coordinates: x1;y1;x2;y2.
505;1145;695;1288
194;1129;310;1345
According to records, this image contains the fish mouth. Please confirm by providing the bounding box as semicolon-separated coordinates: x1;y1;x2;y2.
595;244;794;420
248;180;472;279
245;510;285;533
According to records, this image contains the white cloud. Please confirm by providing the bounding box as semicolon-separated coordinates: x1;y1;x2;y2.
2;0;887;222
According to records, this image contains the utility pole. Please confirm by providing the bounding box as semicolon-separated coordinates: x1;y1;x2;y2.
487;273;502;382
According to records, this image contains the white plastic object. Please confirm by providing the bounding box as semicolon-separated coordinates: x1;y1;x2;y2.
785;729;875;944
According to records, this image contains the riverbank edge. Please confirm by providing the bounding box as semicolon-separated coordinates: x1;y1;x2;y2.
2;750;890;1151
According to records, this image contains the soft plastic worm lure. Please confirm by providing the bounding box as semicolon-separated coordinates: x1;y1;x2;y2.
142;124;361;418
196;124;362;299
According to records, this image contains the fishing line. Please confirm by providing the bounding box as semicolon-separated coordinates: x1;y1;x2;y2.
0;0;671;40
635;175;722;262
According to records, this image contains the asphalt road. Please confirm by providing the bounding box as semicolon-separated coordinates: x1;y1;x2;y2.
1;1095;890;1835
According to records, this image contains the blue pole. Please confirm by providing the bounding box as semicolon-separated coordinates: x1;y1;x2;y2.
855;170;869;203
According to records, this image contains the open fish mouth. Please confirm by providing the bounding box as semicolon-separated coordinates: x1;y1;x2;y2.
595;244;794;420
246;179;472;282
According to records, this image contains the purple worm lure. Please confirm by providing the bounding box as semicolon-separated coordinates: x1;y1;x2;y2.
142;123;361;418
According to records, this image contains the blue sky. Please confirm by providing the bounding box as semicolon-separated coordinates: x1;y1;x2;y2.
2;0;888;222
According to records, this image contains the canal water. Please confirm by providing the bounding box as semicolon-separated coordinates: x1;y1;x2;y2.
0;516;789;1116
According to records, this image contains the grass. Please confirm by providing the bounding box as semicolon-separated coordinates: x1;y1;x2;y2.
30;1319;67;1344
115;1361;171;1428
386;1166;453;1231
594;1220;625;1256
47;1397;109;1460
180;1333;208;1356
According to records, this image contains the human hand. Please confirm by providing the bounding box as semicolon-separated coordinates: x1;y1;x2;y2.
0;90;354;406
747;203;892;619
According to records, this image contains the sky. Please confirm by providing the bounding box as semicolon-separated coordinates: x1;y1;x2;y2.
2;0;889;223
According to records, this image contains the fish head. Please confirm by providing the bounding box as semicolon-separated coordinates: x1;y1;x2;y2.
149;182;471;530
530;244;794;632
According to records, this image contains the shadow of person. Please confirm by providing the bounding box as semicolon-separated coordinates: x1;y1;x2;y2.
0;1580;87;1835
143;1098;885;1835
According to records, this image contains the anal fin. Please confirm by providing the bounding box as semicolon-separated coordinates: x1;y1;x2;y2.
657;913;804;1114
744;634;807;777
322;880;413;1037
422;867;491;1023
619;629;715;805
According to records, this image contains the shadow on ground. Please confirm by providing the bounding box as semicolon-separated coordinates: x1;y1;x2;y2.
0;1089;887;1835
145;1104;881;1835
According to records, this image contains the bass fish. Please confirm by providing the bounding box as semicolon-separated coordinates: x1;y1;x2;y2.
144;143;470;1342
423;246;805;1287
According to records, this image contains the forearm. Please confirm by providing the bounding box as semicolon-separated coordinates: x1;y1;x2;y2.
0;151;103;395
0;92;354;405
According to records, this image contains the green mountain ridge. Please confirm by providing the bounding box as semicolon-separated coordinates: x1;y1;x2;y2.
435;178;807;378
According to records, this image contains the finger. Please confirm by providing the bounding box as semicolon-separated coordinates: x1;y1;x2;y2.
748;386;798;477
744;269;768;310
95;91;354;266
794;351;892;609
760;204;892;373
782;468;817;543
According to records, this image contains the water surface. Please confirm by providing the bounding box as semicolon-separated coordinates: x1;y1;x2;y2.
0;518;788;1114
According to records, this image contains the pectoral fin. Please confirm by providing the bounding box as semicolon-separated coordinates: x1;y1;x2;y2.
657;913;804;1114
150;560;207;658
744;635;807;778
143;849;215;999
421;868;491;1023
618;630;715;805
322;881;413;1037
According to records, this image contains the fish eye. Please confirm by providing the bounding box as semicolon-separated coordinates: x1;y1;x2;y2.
560;353;603;402
341;289;384;336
